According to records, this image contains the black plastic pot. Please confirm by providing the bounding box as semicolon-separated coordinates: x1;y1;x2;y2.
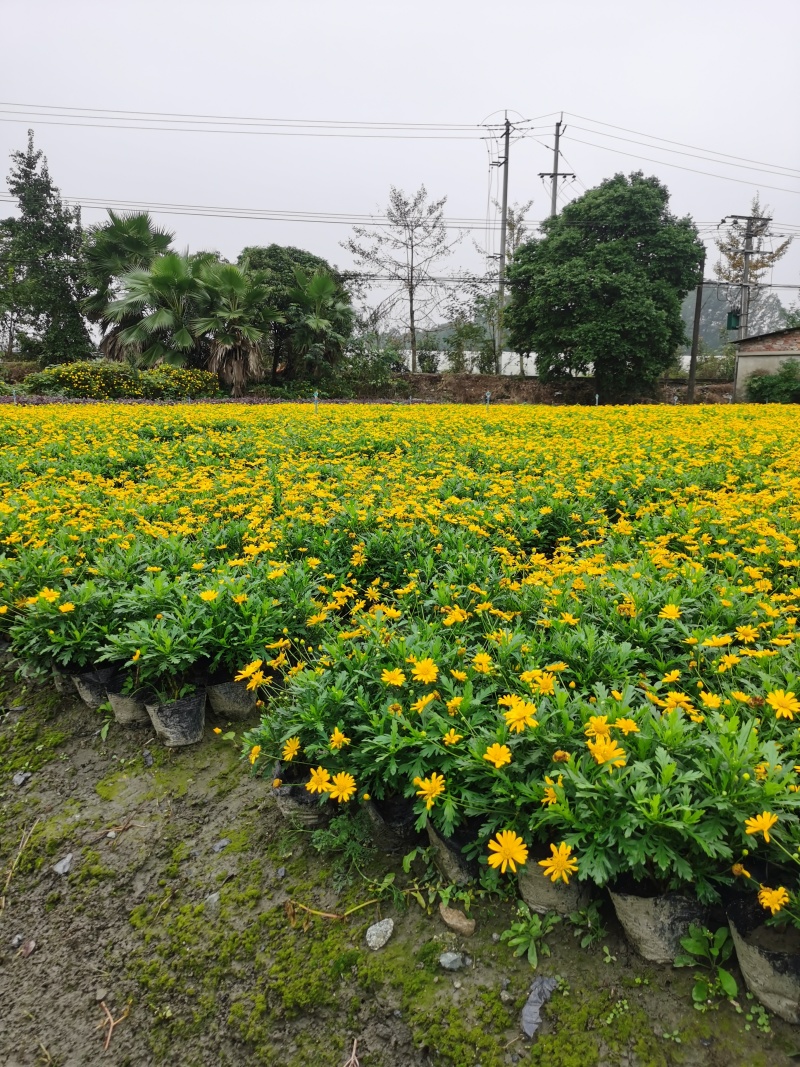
52;664;74;695
145;690;206;747
363;796;421;854
207;679;257;721
728;895;800;1022
271;760;330;828
71;667;115;710
610;887;710;963
518;847;592;915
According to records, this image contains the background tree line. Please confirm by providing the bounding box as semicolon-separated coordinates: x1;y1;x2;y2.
1;131;795;399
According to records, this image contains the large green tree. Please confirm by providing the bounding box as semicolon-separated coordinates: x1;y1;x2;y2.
237;244;353;383
506;172;704;398
82;210;174;358
0;131;92;364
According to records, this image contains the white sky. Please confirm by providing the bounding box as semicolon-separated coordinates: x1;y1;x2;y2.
2;0;799;306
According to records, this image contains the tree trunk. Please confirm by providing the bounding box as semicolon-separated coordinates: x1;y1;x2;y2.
409;286;417;374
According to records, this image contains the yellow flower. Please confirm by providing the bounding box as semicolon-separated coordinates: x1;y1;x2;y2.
532;672;556;696
703;634;732;648
446;695;463;715
611;689;624;701
732;862;751;879
472;652;493;674
327;772;356;803
329;727;351;750
381;668;406;686
487;830;529;874
587;735;627;768
146;566;161;573
745;811;778;842
613;717;639;735
758;886;790;915
541;775;563;806
39;587;60;603
131;649;141;662
306;766;332;794
248;744;262;765
662;670;681;684
584;715;610;738
362;793;371;800
766;689;800;720
272;778;283;788
717;653;741;672
552;750;571;763
213;727;222;735
699;691;722;709
483;743;512;769
442;729;462;745
411;658;438;684
235;659;263;681
659;604;682;620
0;606;7;615
411;692;437;713
191;562;205;570
233;593;248;604
450;669;467;682
501;695;538;733
58;602;75;613
282;736;301;762
538;842;579;884
559;612;580;626
413;771;446;810
199;590;218;602
736;625;759;643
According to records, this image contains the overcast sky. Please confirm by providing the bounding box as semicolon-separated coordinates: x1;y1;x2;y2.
2;0;799;307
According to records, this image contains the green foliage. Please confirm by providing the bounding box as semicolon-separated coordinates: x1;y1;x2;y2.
673;923;738;1007
568;901;608;948
22;360;219;399
507;172;704;398
746;358;800;403
500;901;560;968
310;809;376;887
1;131;92;365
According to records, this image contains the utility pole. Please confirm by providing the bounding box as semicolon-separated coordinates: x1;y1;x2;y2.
496;114;511;375
539;114;574;218
686;251;705;404
739;217;756;341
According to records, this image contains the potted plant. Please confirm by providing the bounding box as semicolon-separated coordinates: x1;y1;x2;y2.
99;605;213;746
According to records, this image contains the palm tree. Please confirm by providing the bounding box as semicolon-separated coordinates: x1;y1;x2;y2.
287;268;354;381
83;211;174;359
194;262;279;396
106;253;207;368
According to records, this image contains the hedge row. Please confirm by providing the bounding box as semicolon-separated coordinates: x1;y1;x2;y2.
20;361;220;400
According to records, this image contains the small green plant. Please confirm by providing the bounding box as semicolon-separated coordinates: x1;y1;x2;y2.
732;992;772;1034
601;997;629;1026
500;902;560;969
673;924;738;1008
602;945;616;965
568;901;608;948
97;700;114;742
661;1029;682;1044
310;810;376;888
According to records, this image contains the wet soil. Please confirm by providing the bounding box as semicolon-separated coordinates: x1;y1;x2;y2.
1;669;797;1067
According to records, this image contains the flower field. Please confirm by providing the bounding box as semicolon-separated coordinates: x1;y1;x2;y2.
2;402;800;917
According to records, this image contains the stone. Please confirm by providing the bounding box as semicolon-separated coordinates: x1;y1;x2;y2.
276;866;286;879
204;892;221;915
439;951;465;971
492;932;501;943
53;853;73;876
11;933;23;949
12;772;32;787
500;990;513;1004
143;750;154;768
211;838;230;853
520;976;558;1038
106;831;117;839
453;980;462;990
426;824;473;886
365;918;394;951
438;902;476;937
95;988;108;1003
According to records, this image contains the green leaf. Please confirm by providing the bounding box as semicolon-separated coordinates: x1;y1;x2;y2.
717;968;738;998
692;979;709;1003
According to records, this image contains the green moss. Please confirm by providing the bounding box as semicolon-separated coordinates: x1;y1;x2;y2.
0;716;67;774
71;848;116;887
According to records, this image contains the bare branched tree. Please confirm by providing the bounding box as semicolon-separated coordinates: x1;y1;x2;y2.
342;186;463;372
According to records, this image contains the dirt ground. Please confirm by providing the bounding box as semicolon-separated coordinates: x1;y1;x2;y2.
1;666;798;1067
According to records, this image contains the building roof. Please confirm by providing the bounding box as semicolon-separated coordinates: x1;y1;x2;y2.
731;325;800;346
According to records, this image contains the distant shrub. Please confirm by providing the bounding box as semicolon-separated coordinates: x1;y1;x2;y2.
23;361;220;400
746;359;800;404
0;361;39;383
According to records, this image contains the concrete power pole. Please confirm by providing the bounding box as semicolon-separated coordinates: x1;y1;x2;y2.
496;114;511;375
539;115;574;218
739;217;756;341
686;251;706;404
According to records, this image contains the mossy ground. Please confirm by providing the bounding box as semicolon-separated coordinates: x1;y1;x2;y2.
1;674;799;1066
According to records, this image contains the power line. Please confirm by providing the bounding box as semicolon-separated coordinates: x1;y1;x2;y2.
566;124;800;180
564;112;800;177
562;134;800;195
